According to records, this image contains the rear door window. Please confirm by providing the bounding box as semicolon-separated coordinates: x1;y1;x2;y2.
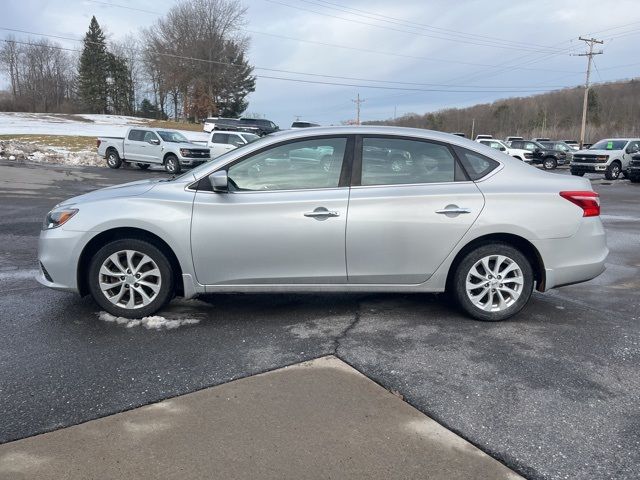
212;133;229;144
127;129;145;141
360;137;459;186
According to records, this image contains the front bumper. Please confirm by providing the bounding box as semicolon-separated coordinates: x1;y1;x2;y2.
37;227;92;293
179;158;208;168
571;163;608;173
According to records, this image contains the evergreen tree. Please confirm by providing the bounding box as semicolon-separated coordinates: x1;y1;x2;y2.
107;52;134;115
78;16;108;113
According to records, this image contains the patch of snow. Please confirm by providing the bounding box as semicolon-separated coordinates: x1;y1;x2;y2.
97;311;201;330
0;268;39;280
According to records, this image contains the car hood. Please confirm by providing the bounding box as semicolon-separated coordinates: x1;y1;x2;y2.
575;149;619;155
57;179;162;207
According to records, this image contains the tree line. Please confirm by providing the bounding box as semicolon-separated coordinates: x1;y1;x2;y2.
0;0;255;120
365;79;640;142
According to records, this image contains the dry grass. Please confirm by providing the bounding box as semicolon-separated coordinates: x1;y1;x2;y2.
146;119;204;132
0;134;96;151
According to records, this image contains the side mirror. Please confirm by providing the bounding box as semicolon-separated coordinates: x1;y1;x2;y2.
148;138;160;145
208;170;228;192
534;148;541;153
499;146;506;151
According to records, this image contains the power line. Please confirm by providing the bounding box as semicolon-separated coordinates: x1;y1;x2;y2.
261;0;571;54
86;0;581;75
300;0;561;52
0;28;575;92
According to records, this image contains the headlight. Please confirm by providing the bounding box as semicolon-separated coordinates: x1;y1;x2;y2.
43;208;78;230
180;149;191;157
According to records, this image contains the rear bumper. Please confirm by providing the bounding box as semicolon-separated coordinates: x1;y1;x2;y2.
536;218;608;291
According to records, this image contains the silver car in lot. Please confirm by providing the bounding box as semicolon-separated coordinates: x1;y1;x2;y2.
37;127;608;321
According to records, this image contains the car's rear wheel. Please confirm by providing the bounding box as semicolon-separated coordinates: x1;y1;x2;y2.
605;161;621;180
106;149;122;169
88;239;174;319
543;157;557;170
164;155;181;174
389;155;406;172
137;163;150;170
451;243;534;321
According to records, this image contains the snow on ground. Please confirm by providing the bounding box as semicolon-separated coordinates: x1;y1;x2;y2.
0;112;147;137
0;112;208;142
98;311;201;330
0;139;102;167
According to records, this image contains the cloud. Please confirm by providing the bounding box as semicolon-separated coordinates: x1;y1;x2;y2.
3;0;640;127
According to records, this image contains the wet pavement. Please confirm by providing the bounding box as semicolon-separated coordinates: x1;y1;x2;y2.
0;159;638;479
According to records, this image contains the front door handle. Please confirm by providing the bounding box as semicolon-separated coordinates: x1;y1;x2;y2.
436;205;471;215
304;207;340;219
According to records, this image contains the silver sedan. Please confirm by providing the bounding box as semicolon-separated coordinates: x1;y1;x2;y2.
37;127;608;321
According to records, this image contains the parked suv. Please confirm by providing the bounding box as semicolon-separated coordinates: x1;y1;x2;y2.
239;118;280;136
571;138;640;179
208;131;260;158
508;140;566;169
629;154;640;183
203;117;260;135
539;141;575;163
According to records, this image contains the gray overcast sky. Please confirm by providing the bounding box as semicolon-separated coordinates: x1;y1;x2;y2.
2;0;640;127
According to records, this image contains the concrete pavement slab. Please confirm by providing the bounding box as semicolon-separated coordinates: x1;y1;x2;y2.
0;356;521;480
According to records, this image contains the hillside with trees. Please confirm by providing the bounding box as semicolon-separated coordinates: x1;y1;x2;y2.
0;0;255;121
365;79;640;142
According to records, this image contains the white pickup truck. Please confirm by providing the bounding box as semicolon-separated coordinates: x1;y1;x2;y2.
97;127;211;174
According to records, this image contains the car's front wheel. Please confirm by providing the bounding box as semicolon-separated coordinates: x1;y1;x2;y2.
543;157;557;170
164;155;181;174
605;161;621;180
88;239;175;318
451;243;534;321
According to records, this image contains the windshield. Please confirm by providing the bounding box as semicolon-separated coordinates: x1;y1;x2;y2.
589;139;627;150
241;133;260;143
157;131;189;143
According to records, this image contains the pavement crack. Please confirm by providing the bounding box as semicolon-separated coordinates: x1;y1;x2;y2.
333;309;361;355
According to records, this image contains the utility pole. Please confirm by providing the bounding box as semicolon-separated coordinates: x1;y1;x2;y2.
574;36;603;148
352;93;365;125
471;118;475;140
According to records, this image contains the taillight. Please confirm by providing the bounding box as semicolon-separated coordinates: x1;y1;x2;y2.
96;139;101;148
559;191;600;217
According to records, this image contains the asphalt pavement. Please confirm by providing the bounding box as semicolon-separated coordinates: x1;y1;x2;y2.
0;158;638;479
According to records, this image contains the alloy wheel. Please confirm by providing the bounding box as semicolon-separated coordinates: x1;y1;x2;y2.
98;250;162;310
465;254;524;312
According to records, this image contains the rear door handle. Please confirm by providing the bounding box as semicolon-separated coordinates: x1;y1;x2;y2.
304;207;340;219
436;206;471;215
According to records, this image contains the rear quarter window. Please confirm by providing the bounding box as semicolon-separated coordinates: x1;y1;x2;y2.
453;146;500;181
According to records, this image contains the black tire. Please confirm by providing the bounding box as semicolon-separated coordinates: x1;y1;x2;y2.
543;157;557;170
451;243;534;322
164;154;181;174
571;170;585;177
106;149;122;169
88;238;175;319
605;161;621;180
137;163;150;170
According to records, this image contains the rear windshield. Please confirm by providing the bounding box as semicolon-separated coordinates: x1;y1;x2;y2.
589;140;627;150
453;146;500;181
